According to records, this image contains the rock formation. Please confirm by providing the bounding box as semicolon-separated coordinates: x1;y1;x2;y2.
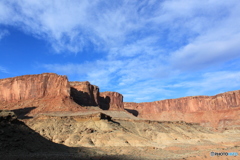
0;73;70;103
69;81;124;111
0;73;81;116
70;81;99;106
124;90;240;129
1;72;240;130
100;91;124;110
0;73;126;116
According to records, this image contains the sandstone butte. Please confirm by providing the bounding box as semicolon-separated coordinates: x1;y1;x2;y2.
69;81;124;110
0;73;82;115
0;73;124;115
100;91;124;110
70;81;100;106
0;73;240;130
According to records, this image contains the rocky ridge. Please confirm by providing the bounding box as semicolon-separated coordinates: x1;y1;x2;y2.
124;91;240;129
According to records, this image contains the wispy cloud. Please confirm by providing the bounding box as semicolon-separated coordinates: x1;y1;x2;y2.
165;71;240;96
0;66;9;73
0;29;9;40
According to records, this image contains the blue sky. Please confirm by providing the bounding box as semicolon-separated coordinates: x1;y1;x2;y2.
1;0;240;102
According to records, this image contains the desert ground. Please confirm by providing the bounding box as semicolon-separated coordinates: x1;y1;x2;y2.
1;109;239;160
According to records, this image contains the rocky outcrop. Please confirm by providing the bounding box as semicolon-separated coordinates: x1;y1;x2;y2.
70;81;99;106
124;90;240;129
0;73;81;115
0;73;70;103
69;82;124;111
0;110;17;122
100;91;124;110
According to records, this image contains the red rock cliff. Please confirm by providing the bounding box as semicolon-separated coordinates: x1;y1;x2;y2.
124;90;240;129
0;73;81;115
100;91;124;110
0;73;70;103
70;81;99;106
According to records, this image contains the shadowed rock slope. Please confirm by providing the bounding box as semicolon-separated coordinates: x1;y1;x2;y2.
0;110;72;159
0;110;144;160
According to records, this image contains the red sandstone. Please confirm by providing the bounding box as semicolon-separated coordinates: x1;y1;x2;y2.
124;91;240;129
70;81;99;106
0;73;81;115
100;91;124;110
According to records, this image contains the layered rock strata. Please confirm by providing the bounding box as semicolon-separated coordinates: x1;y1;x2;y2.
69;81;124;110
70;81;99;106
124;90;240;129
0;73;70;102
0;73;81;115
100;91;124;110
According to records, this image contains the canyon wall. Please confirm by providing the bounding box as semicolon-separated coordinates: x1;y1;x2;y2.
0;73;81;115
1;73;239;130
69;81;124;110
124;90;240;129
99;91;124;110
70;81;100;106
0;74;125;115
0;73;70;103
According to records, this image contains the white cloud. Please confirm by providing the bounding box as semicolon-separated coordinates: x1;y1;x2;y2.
171;33;240;70
1;0;239;56
165;71;240;97
117;79;173;102
0;66;9;73
42;60;125;88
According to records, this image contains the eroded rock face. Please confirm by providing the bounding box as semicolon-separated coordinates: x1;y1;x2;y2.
0;73;70;103
0;73;81;115
100;91;124;110
70;81;100;106
124;90;240;129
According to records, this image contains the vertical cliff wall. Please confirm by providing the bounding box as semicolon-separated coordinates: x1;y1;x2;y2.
100;91;124;110
124;90;240;129
69;82;124;111
70;81;100;106
0;73;81;115
0;73;70;102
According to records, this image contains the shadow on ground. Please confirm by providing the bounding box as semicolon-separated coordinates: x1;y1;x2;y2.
0;110;139;160
11;107;36;119
99;96;110;110
125;109;139;117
